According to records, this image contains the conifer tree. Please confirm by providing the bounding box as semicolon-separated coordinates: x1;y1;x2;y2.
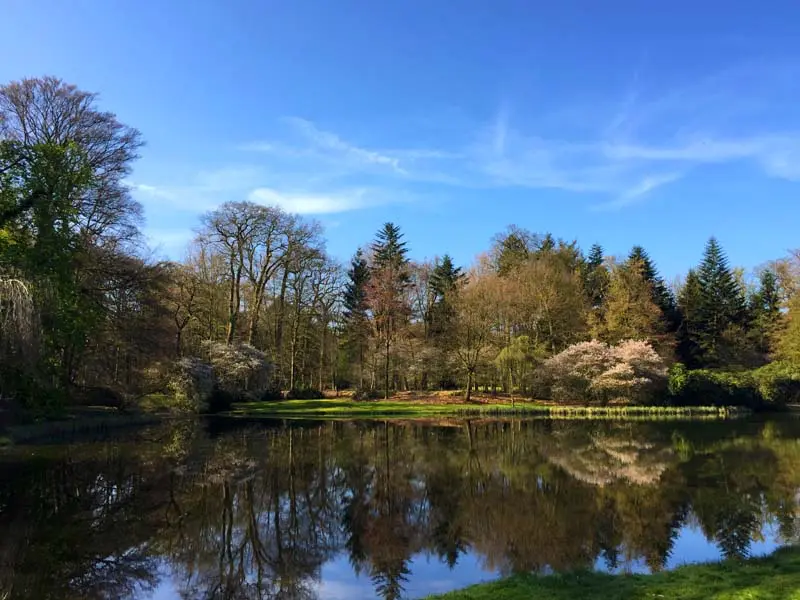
627;245;678;329
677;269;704;367
583;243;609;310
368;223;411;398
343;249;371;388
429;254;465;338
748;269;782;358
693;237;747;365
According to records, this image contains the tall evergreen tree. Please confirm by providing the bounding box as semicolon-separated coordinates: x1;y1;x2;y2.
583;243;609;310
693;237;747;365
627;245;678;329
748;269;783;359
372;222;409;272
343;249;371;388
430;254;464;299
368;223;411;398
677;269;704;367
429;254;466;346
495;231;531;276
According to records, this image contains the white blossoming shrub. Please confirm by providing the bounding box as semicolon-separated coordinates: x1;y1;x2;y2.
541;339;667;404
168;357;216;412
541;340;611;402
201;341;273;400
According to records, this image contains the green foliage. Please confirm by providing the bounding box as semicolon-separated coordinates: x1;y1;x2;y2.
372;222;409;271
750;361;800;404
668;369;760;407
494;226;533;275
627;244;678;328
667;362;689;396
777;293;800;364
690;238;749;366
666;365;800;408
582;243;608;309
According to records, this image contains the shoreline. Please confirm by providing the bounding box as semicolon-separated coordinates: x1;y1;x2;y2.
1;411;162;446
227;398;751;420
424;546;800;599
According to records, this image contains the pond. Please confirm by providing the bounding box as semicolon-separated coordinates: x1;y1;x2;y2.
1;416;799;599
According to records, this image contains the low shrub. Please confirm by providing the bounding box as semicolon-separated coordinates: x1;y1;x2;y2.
202;341;273;400
259;387;284;402
138;393;172;413
541;340;667;405
168;357;215;413
751;361;800;405
352;388;383;401
286;387;324;400
666;363;800;409
667;369;759;408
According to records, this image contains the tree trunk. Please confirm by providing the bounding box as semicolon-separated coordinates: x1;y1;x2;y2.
384;331;391;399
274;267;290;383
318;319;326;391
465;369;473;402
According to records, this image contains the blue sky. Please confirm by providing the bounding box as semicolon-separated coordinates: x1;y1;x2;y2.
3;0;800;279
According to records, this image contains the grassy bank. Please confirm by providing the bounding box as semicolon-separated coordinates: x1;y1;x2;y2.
229;398;746;420
426;546;800;600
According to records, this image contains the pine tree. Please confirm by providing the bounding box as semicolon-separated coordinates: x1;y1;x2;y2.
496;232;530;276
368;223;411;398
748;269;782;358
693;237;747;365
372;222;409;272
677;269;704;367
627;245;678;329
583;243;609;310
430;254;464;298
593;259;664;346
429;254;465;337
343;249;371;388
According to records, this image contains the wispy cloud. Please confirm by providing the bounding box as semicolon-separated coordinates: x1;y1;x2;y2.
247;187;371;214
135;60;800;223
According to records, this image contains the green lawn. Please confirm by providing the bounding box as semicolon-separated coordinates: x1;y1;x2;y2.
426;547;800;600
228;398;743;419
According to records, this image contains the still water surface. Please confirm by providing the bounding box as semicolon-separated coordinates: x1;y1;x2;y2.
1;417;799;599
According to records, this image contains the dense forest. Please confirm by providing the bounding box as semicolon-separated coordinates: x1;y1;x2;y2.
2;77;800;416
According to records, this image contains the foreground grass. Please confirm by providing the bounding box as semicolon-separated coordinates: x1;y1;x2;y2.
426;546;800;600
229;398;745;420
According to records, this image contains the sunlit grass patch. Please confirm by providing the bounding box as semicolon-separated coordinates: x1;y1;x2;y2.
425;546;800;600
229;398;745;420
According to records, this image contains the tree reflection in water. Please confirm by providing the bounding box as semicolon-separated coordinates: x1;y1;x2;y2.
1;417;798;599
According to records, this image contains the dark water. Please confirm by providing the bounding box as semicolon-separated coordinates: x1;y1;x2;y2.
1;416;799;599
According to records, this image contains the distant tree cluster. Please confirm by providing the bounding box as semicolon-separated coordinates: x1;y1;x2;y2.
2;76;800;412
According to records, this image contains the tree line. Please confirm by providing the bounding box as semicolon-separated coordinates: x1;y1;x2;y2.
2;76;800;412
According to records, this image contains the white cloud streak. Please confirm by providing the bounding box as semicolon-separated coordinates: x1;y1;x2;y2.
247;187;370;214
134;60;800;219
